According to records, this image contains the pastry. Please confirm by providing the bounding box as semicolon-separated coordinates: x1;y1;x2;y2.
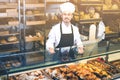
8;36;17;42
0;39;7;44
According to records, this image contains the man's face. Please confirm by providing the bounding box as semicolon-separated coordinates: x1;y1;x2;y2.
61;12;73;23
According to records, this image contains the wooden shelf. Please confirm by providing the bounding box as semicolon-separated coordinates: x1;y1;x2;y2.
0;3;17;9
105;32;119;39
46;0;68;3
0;49;20;54
80;1;103;6
102;10;120;14
8;21;19;26
0;33;19;37
0;24;18;28
0;41;19;46
26;20;46;26
25;3;45;9
79;18;102;24
26;37;41;42
26;13;45;17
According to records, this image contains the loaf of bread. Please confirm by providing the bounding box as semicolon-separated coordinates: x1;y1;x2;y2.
0;39;7;44
8;36;17;42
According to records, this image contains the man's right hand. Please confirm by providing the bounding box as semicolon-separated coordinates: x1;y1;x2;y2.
49;48;55;54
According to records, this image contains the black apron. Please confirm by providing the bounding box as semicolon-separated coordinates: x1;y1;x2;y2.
55;23;74;62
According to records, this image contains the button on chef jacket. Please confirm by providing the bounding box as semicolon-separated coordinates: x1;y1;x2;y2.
46;22;83;52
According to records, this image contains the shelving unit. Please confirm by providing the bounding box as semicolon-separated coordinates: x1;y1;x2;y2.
18;0;46;65
0;0;21;53
102;0;120;40
73;0;103;41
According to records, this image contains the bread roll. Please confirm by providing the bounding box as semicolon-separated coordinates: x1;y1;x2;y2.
8;36;17;42
0;39;7;44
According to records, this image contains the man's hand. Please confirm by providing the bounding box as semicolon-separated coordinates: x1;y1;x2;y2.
78;47;84;54
49;48;55;54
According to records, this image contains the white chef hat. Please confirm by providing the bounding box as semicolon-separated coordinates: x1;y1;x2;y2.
60;2;75;13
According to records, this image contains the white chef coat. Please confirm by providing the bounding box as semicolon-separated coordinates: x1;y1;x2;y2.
97;21;105;40
46;22;83;51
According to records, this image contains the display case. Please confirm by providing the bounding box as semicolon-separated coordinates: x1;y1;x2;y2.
0;50;120;80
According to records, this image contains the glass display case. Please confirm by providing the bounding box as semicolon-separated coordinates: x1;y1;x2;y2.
0;49;120;80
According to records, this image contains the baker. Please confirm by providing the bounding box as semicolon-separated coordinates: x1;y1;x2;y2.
46;2;84;62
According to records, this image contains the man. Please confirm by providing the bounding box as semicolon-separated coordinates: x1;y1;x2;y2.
46;2;84;62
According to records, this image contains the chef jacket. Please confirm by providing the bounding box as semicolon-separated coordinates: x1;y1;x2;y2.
97;21;105;40
46;21;83;52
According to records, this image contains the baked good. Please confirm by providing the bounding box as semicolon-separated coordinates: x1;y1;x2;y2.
0;39;7;44
8;36;17;42
26;11;33;15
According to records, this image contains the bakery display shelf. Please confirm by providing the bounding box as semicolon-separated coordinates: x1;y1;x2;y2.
5;50;120;80
46;20;59;24
26;13;45;17
79;1;103;6
102;10;120;14
0;24;14;28
0;3;17;9
0;41;19;46
26;20;46;26
46;1;66;4
25;37;41;42
79;18;102;24
0;15;18;18
8;21;19;26
0;60;22;71
0;49;20;54
105;32;119;40
25;3;45;9
0;33;19;37
0;13;17;18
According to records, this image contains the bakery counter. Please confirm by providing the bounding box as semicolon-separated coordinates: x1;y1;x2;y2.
0;50;120;80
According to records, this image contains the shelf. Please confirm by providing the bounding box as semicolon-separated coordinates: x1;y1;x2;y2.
26;20;46;26
0;33;19;37
26;13;45;17
0;41;19;46
25;3;45;9
0;49;20;55
0;3;17;9
79;18;102;24
102;10;120;14
0;15;18;18
26;36;41;42
46;0;68;3
8;21;19;26
0;24;18;28
105;32;119;39
80;1;103;6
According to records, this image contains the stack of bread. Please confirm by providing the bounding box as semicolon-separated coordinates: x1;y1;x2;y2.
103;0;119;10
79;7;100;20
